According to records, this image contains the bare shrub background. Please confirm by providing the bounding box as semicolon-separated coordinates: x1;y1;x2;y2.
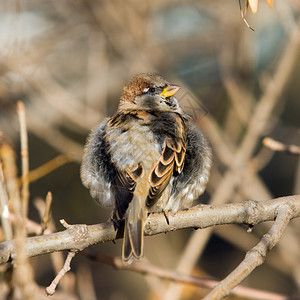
0;0;300;299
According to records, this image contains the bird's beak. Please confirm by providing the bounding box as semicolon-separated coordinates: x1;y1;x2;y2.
160;84;181;98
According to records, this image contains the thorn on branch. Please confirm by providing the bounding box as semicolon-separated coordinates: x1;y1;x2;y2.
46;251;76;296
163;211;170;225
60;219;71;229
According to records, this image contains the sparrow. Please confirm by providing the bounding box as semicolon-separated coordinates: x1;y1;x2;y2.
80;73;211;263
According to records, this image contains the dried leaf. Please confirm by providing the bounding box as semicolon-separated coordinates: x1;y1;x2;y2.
248;0;258;14
266;0;273;8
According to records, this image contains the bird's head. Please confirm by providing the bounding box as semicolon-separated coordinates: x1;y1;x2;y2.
119;73;182;113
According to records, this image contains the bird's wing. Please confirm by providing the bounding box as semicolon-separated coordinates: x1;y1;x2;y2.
80;119;117;206
146;137;186;208
113;164;144;220
113;165;145;262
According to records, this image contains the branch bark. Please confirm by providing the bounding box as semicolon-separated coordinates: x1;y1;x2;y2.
0;195;299;265
203;203;294;300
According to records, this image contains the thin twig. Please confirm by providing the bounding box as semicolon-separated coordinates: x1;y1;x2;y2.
239;0;255;31
34;197;73;292
41;191;53;234
17;101;30;218
23;153;74;184
82;251;289;300
1;134;36;299
0;162;13;240
46;251;76;296
263;137;300;156
60;218;72;229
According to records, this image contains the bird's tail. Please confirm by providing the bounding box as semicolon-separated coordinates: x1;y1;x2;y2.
122;197;145;263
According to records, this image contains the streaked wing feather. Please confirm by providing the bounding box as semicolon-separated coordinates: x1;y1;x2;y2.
113;164;143;220
174;147;186;173
151;161;174;186
146;138;186;208
162;146;175;164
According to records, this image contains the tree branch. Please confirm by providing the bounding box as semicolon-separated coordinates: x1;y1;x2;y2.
46;251;76;296
81;251;289;300
0;195;299;265
203;203;294;300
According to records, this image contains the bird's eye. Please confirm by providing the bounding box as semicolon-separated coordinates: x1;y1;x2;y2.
143;87;156;94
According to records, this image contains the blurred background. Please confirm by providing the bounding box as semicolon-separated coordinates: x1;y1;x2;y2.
0;0;300;299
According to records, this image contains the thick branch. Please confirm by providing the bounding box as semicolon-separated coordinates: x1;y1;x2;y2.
0;195;299;265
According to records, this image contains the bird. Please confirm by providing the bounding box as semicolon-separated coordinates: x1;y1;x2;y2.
80;73;211;263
